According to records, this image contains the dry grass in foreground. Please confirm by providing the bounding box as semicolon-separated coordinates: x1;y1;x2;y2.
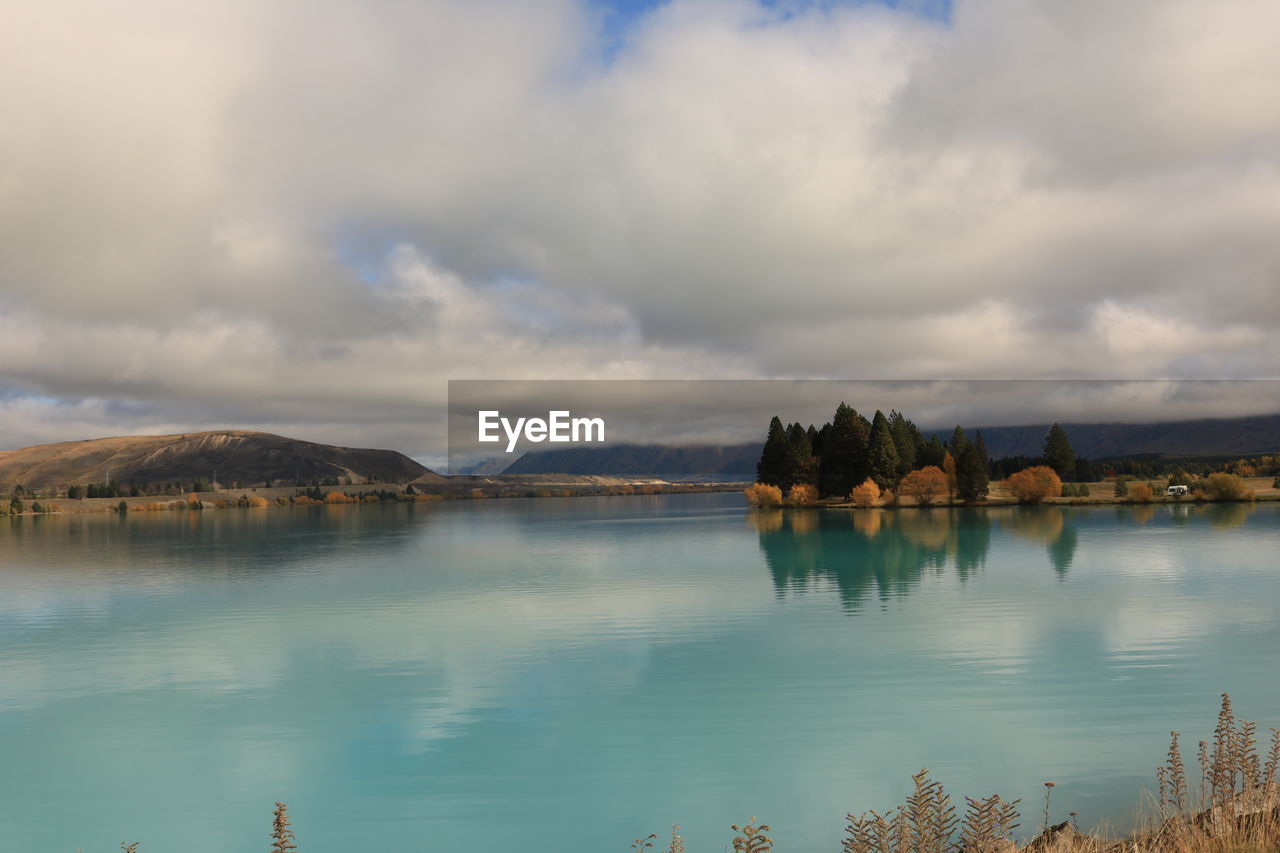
104;694;1278;853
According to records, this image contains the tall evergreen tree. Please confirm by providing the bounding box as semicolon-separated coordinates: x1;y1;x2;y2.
1043;423;1076;481
949;425;969;458
815;422;831;462
974;430;989;467
888;410;919;478
868;409;900;489
919;434;947;469
786;422;812;462
788;422;818;487
955;435;989;503
806;424;820;456
819;403;870;497
756;416;796;489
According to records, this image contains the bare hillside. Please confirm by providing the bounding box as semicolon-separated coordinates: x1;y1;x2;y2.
0;430;442;492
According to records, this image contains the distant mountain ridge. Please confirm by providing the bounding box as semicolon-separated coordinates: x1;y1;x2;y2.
502;443;762;481
503;413;1280;479
0;430;441;492
928;413;1280;459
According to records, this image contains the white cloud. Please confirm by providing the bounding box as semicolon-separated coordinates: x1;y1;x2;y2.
3;0;1279;453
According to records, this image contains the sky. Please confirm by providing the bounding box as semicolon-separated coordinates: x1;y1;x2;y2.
2;0;1279;464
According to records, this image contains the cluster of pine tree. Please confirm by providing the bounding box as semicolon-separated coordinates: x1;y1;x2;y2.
755;405;991;503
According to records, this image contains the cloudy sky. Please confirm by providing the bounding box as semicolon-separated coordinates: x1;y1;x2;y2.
3;0;1279;462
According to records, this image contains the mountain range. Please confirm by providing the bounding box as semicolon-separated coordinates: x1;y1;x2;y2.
504;413;1280;480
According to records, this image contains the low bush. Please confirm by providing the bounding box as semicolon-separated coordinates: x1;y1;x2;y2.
1205;472;1249;501
849;478;881;508
786;483;817;506
1127;482;1155;503
1007;466;1061;505
744;482;783;507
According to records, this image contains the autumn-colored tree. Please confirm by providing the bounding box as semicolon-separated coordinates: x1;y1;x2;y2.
786;483;818;506
1205;472;1249;501
849;478;881;508
899;466;947;506
271;802;297;853
743;483;783;507
323;491;351;504
1006;466;1061;505
1127;482;1156;502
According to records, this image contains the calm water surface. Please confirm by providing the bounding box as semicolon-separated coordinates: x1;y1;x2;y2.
2;494;1279;852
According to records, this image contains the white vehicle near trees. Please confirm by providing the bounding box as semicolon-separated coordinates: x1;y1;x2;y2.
1167;484;1190;497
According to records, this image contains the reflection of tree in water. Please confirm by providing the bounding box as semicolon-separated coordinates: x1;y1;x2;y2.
753;508;992;610
1202;502;1253;529
1001;507;1080;579
1130;504;1156;526
1047;525;1078;579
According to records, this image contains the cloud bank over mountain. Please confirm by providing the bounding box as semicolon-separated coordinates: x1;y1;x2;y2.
3;0;1279;459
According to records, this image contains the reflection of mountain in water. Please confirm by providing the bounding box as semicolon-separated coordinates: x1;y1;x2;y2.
751;508;993;610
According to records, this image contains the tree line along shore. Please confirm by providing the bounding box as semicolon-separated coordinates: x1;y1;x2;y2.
746;405;1280;509
0;480;730;516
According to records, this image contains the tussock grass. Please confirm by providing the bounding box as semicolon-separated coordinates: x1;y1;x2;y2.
95;695;1280;853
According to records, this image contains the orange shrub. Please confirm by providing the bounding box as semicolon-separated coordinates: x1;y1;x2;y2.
850;478;881;508
1006;466;1061;505
323;491;351;504
899;466;947;506
744;482;783;507
245;496;271;508
293;495;321;506
1205;472;1249;501
787;483;818;506
1127;482;1155;503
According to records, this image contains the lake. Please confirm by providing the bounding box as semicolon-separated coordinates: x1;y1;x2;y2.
2;494;1279;852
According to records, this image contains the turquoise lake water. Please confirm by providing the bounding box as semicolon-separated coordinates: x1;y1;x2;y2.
2;493;1279;852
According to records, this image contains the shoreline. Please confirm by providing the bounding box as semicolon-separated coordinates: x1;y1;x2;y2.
0;481;746;516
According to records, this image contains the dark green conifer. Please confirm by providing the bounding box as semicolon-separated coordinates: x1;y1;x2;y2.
819;403;870;497
1043;423;1076;480
868;410;900;489
756;416;797;489
888;410;919;478
955;437;989;503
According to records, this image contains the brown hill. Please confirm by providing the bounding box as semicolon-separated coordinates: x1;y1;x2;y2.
0;430;442;493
